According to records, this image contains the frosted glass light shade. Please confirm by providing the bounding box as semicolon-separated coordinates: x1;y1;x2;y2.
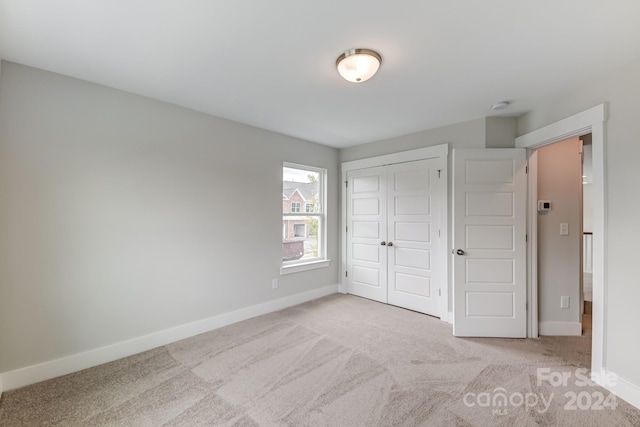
336;49;381;83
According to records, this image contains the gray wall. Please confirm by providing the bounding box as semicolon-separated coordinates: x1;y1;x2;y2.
518;56;640;386
485;117;517;148
537;137;582;327
0;62;339;373
339;118;486;163
339;116;516;164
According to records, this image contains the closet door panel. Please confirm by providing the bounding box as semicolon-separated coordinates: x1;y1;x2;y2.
346;167;388;303
387;159;440;316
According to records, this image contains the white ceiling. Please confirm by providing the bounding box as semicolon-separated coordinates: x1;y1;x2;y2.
2;1;640;148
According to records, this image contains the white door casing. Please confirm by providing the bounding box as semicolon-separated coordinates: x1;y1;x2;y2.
346;159;441;317
453;149;527;337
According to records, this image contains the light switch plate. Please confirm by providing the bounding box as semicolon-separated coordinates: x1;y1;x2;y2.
560;223;569;236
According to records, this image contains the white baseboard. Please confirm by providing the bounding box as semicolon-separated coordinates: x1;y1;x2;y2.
0;285;338;393
538;321;582;336
595;369;640;411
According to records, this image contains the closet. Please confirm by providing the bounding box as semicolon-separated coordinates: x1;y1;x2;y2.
345;158;442;317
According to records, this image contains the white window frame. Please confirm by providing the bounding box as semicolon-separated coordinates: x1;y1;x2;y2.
291;202;301;213
281;162;329;274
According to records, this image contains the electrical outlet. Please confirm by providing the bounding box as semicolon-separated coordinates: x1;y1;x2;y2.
560;296;570;309
272;278;279;289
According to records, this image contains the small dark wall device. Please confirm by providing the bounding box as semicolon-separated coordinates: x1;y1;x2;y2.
538;200;551;212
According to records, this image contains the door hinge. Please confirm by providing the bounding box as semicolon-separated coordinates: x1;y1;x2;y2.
525;166;528;174
438;288;441;297
345;180;348;187
437;169;442;178
345;271;348;277
346;225;348;232
438;229;441;238
526;234;528;242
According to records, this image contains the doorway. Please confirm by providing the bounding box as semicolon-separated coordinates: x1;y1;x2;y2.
581;134;593;322
516;103;606;379
534;137;584;337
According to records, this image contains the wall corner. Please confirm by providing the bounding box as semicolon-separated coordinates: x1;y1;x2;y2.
485;116;518;148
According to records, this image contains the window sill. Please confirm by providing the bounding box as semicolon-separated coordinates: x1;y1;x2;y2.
280;259;331;275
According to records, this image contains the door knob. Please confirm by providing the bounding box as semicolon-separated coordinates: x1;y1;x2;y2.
456;249;465;256
387;242;393;247
380;241;386;246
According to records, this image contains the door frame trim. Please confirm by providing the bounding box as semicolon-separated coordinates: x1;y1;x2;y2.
515;104;607;376
341;144;449;320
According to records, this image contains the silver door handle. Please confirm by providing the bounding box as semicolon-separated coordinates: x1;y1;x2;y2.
456;249;465;256
387;242;393;247
380;241;386;246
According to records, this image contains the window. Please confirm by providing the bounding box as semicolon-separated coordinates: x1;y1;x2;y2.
282;163;328;272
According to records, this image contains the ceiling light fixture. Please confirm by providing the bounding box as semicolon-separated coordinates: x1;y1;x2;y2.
491;101;510;111
336;48;382;83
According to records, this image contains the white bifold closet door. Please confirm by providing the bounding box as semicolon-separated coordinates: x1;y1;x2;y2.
346;159;441;317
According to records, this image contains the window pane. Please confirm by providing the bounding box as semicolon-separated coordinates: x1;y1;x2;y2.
283;165;324;264
283;167;321;214
282;215;321;261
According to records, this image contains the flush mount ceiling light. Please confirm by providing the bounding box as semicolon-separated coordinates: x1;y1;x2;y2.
336;48;382;83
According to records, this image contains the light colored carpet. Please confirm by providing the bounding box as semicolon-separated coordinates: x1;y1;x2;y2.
1;294;639;426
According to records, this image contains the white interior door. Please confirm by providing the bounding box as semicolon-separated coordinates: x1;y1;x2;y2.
346;167;387;303
387;159;440;316
346;159;441;317
453;149;527;337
